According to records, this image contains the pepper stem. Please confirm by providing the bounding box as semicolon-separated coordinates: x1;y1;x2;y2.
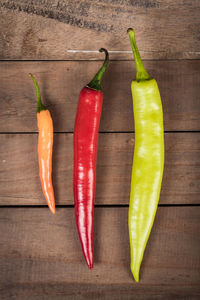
87;48;109;91
127;28;151;82
29;73;46;113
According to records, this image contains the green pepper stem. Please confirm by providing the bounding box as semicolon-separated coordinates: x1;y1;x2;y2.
29;73;46;113
127;28;151;82
87;48;109;91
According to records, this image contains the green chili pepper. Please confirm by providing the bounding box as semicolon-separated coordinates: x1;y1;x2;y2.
128;28;164;282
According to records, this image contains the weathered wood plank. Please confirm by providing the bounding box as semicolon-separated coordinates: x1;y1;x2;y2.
0;0;199;60
0;207;199;299
2;285;199;300
1;60;200;132
0;133;199;205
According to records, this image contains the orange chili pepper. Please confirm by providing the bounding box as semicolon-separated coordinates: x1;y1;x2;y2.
30;74;55;214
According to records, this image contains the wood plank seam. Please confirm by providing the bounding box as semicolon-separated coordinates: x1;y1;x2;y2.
1;133;200;205
0;0;200;59
1;60;200;132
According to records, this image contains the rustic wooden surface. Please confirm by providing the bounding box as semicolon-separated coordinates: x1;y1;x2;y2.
0;0;200;299
0;133;200;205
0;207;199;299
0;60;200;132
0;0;200;60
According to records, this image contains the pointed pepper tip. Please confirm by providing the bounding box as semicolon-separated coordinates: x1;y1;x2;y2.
86;257;93;270
49;205;56;215
85;253;93;270
134;274;139;282
131;266;140;282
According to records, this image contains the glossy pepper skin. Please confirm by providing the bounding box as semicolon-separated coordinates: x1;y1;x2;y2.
30;74;55;215
127;29;164;281
73;49;109;269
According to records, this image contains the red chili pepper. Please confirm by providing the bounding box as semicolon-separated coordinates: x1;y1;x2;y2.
73;49;109;269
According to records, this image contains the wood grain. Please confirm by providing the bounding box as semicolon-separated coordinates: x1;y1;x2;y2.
1;60;200;133
0;0;199;60
0;133;199;206
0;207;199;299
0;1;199;297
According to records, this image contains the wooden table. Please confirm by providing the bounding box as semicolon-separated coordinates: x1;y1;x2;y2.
0;1;200;299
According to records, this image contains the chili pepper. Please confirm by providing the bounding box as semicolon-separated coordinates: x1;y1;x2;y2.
73;49;109;269
127;29;164;282
30;74;55;215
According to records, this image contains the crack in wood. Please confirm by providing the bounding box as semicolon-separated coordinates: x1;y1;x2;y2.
0;0;114;33
0;0;161;34
86;0;160;9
